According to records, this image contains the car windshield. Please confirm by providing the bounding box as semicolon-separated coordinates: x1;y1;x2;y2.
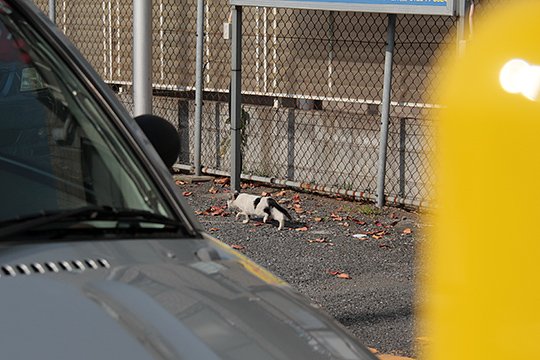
0;5;174;226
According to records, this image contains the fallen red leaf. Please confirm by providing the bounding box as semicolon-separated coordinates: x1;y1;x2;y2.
347;216;366;225
210;207;224;216
261;191;271;197
182;191;193;197
231;244;245;250
175;180;187;186
295;226;309;232
253;222;264;227
208;186;219;194
313;217;323;222
292;194;301;203
274;190;287;197
293;204;304;214
198;205;230;217
327;270;351;279
403;228;413;234
330;213;343;221
214;177;230;185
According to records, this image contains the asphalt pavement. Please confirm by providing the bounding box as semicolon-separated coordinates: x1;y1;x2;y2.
176;175;422;358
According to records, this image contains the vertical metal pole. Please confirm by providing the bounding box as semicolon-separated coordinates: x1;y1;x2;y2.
48;0;56;23
399;117;406;198
178;100;190;164
215;102;221;169
194;0;205;175
133;0;152;116
287;108;295;180
327;11;334;95
231;6;242;192
457;0;469;55
376;13;396;208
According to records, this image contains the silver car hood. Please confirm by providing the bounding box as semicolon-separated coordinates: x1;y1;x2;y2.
0;238;375;360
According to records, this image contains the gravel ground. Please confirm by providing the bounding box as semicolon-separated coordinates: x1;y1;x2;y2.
176;176;423;358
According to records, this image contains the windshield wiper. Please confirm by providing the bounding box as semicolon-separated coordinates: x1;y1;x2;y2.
0;206;185;239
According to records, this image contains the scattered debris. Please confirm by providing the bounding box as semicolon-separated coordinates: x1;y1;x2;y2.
274;190;287;197
307;238;328;243
214;177;230;185
353;234;369;240
328;270;351;279
330;213;344;221
347;216;366;225
196;205;230;217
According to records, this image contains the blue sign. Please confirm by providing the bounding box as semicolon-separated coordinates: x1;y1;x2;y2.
230;0;456;15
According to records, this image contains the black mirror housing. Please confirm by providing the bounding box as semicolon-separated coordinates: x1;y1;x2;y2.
134;114;180;168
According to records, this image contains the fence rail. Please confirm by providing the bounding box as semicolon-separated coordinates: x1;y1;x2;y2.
34;0;502;208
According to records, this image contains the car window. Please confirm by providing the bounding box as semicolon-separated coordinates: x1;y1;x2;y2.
0;5;174;225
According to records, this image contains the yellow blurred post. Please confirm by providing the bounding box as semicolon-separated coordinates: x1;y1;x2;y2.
424;1;540;359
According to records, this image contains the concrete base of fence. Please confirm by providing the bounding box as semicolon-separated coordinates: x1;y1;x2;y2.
173;163;428;209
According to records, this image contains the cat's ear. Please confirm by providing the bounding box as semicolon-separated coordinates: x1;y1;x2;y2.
230;191;239;200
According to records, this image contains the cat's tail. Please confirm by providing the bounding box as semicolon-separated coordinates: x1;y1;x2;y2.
268;198;293;220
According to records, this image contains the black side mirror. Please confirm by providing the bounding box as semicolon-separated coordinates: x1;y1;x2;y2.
134;114;180;168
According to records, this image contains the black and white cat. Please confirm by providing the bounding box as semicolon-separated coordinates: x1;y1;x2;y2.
227;192;292;230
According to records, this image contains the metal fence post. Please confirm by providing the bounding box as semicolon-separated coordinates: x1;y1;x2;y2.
376;13;396;208
230;6;242;192
457;0;470;55
194;0;205;176
399;117;407;198
133;0;152;116
287;108;295;180
48;0;55;24
215;102;221;169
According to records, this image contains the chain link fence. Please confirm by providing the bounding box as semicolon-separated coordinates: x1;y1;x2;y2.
34;0;502;208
